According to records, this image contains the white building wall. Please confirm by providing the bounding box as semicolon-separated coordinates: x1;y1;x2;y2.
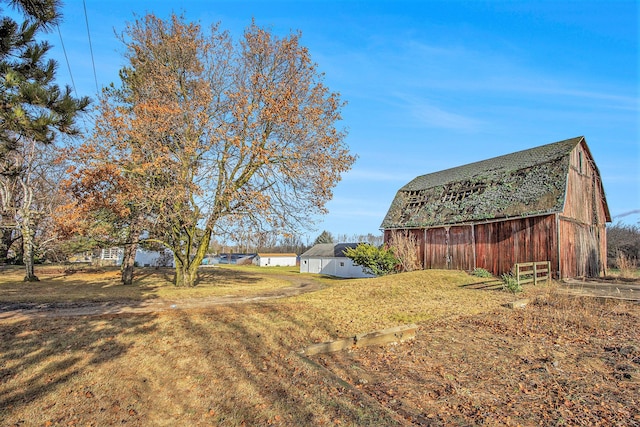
254;255;297;267
135;249;174;267
300;257;373;278
97;247;174;267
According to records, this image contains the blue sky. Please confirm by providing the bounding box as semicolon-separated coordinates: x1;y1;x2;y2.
22;0;640;240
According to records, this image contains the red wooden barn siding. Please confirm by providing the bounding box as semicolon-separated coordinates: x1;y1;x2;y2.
558;142;608;278
384;215;558;277
559;220;605;278
422;226;474;271
385;229;426;269
474;215;558;277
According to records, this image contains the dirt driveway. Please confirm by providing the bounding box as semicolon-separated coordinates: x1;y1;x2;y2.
559;277;640;302
0;275;323;321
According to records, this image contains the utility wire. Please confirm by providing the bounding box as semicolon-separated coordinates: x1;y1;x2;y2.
57;25;77;97
83;0;99;94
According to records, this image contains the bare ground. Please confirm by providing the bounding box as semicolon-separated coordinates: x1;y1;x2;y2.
0;274;323;321
314;293;640;426
1;270;638;425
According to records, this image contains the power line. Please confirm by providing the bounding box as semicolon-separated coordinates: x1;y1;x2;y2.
56;25;77;97
83;0;99;94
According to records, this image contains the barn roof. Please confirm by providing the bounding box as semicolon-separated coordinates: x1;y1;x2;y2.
381;136;598;229
300;243;359;258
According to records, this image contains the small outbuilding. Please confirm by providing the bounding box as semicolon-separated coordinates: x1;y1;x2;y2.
95;247;174;267
300;243;375;278
381;136;610;279
253;253;298;267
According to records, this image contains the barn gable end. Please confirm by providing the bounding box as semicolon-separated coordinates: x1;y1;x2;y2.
381;137;610;279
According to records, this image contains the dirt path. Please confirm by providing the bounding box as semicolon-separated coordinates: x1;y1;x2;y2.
0;275;324;321
559;277;640;302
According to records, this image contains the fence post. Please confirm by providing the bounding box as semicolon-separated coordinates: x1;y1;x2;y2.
533;263;537;285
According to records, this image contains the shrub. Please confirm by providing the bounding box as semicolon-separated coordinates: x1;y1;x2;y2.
472;268;493;278
387;230;421;272
343;244;399;276
615;251;638;279
501;273;522;294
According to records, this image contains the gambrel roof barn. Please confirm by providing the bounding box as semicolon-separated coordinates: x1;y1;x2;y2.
381;136;610;279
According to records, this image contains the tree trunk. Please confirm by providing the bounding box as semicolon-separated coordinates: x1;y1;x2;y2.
121;219;142;285
0;228;13;262
121;241;137;285
21;217;38;282
173;228;212;287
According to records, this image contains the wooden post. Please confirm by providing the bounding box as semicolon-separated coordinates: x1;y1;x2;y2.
533;262;538;285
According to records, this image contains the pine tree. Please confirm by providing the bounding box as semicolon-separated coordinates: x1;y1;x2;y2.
0;0;90;280
314;230;335;245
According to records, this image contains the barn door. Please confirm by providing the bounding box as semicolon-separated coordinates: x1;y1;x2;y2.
446;226;473;271
424;226;472;270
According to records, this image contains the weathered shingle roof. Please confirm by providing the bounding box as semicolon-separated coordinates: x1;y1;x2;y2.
300;243;359;258
381;136;584;229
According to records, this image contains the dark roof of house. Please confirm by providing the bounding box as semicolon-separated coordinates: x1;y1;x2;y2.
300;243;359;258
381;136;595;229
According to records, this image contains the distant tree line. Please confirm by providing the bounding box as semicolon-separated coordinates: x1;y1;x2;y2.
218;230;383;255
607;222;640;268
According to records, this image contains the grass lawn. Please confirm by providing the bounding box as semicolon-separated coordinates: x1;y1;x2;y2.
0;264;302;303
0;266;637;426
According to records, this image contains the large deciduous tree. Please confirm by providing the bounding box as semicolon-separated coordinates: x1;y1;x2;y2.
81;14;355;287
0;0;89;280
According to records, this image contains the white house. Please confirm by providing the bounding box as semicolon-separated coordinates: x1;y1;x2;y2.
299;243;374;278
96;247;174;267
252;253;298;267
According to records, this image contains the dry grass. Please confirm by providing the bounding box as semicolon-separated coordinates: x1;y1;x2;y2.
1;267;633;426
613;252;639;279
289;270;517;340
316;289;639;426
0;265;299;304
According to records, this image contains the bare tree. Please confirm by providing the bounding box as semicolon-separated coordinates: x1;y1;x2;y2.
71;15;355;286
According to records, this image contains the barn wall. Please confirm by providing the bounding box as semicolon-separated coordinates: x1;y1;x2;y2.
385;216;558;277
423;228;447;270
558;143;608;278
384;227;474;271
559;219;606;278
564;143;608;226
474;215;558;277
422;226;474;271
384;229;426;269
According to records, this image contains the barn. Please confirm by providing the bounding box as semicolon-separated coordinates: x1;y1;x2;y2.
381;136;610;279
300;243;375;278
